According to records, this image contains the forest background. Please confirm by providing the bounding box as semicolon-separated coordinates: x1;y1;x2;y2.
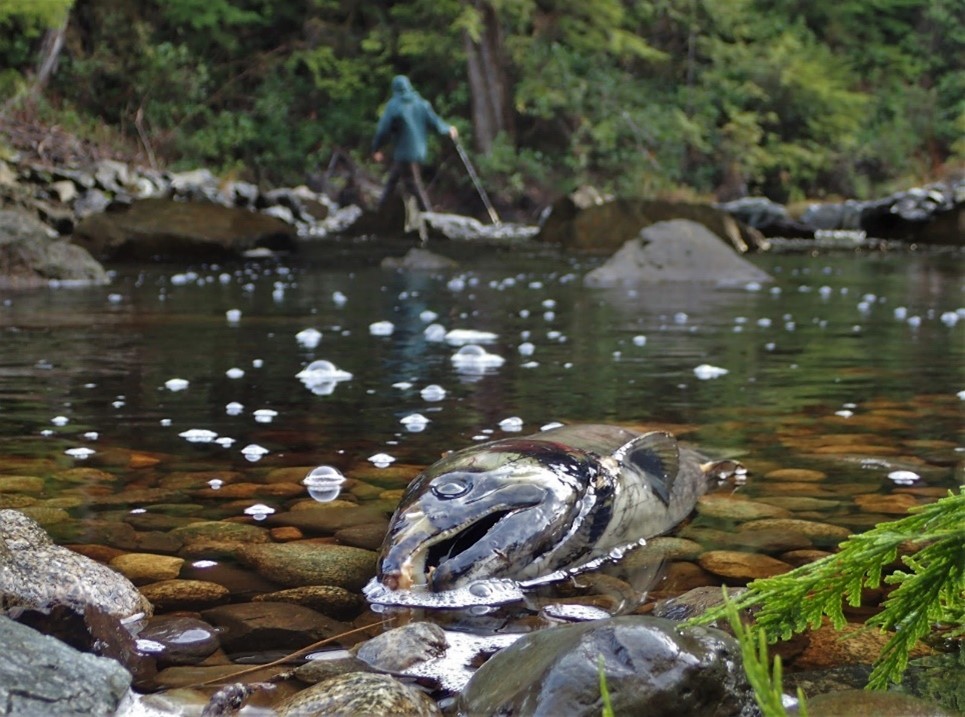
2;0;963;218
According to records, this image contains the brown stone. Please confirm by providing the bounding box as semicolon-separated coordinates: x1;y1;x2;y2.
697;494;792;521
270;526;304;542
737;518;851;547
791;619;933;671
853;493;919;515
762;468;828;482
139;579;229;610
779;549;833;568
698;550;792;580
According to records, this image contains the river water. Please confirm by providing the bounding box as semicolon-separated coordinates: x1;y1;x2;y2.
0;237;962;695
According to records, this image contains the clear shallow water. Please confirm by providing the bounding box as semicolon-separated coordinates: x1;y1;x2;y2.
1;240;961;478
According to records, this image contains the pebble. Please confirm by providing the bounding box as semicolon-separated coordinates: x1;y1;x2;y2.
353;622;448;672
791;689;954;717
652;586;746;621
276;672;441;717
192;481;304;499
0;475;45;495
762;468;828;482
754;496;841;511
267;505;389;535
137;615;221;666
138;579;229;610
334;523;388;551
269;526;304;542
109;553;185;585
252;585;364;620
238;542;376;592
737;518;852;547
697;550;793;580
791;619;932;672
779;549;833;567
853;493;919;514
169;520;269;545
696;494;791;521
294;655;374;684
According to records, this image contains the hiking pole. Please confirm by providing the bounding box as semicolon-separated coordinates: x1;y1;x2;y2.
452;136;501;225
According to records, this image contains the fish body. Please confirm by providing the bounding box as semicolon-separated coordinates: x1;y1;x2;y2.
373;424;721;595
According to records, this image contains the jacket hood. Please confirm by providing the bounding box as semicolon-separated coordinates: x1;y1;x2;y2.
391;75;416;99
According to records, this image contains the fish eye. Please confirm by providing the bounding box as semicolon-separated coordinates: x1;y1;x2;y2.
431;475;472;499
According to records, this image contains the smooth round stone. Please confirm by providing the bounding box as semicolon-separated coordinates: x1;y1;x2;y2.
17;506;71;526
334;523;387;551
267;506;389;535
110;553;184;585
634;537;704;562
123;512;200;532
792;689;953;717
779;549;833;567
169;521;269;545
655;561;721;595
138;615;221;665
269;526;304;542
697;550;792;580
238;543;376;592
792;620;933;672
252;585;364;620
345;481;384;501
348;464;421;489
737;518;852;547
0;475;45;495
264;466;320;484
294;656;374;685
762;468;828;482
810;443;902;456
652;586;746;621
682;526;812;554
86;488;185;507
200;602;348;653
277;672;441;717
159;471;243;490
51;467;116;483
139;579;229;610
353;622;448;672
289;499;358;512
192;482;304;499
754;496;841;511
38;496;86;510
696;494;791;521
853;493;919;514
0;494;37;508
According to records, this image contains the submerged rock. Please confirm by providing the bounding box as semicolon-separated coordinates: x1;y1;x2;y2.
237;542;377;591
0;616;132;717
584;220;773;287
353;622;448;673
791;689;954;717
0;509;151;618
459;615;755;717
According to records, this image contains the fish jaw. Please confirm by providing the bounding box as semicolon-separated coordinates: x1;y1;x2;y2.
376;466;583;591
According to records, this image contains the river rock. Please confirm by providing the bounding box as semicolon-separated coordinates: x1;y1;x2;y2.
267;505;389;534
138;579;229;610
791;619;932;672
294;655;375;684
0;475;44;495
334;523;388;551
584;220;773;288
109;553;185;585
736;518;851;547
169;520;269;545
137;615;221;666
201;601;348;653
538;195;766;252
381;247;459;271
0;208;108;288
71;197;298;261
697;494;792;521
0;615;132;717
697;550;792;580
460;616;754;717
652;586;746;621
277;672;441;717
792;689;954;717
853;493;919;514
1;509;151;618
353;622;448;673
251;585;364;620
238;542;376;591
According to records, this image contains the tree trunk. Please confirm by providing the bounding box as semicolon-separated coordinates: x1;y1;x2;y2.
32;17;69;96
464;0;513;155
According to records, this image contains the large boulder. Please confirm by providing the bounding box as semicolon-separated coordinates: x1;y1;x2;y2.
538;195;767;253
0;616;132;717
459;615;755;717
71;197;298;261
584;219;774;288
0;209;108;288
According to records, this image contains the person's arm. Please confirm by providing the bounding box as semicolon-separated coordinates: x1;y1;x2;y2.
371;107;394;157
424;101;456;139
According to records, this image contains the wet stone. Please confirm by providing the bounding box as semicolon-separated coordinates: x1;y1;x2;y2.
655;561;721;595
16;506;71;526
50;467;116;484
294;655;375;684
754;496;841;511
762;468;828;482
0;494;37;508
853;492;919;514
169;520;269;545
334;523;388;551
353;622;448;673
267;505;389;535
652;586;746;622
792;689;954;717
779;549;833;567
252;585;365;621
791;619;933;672
269;526;304;542
238;542;377;592
0;475;45;495
201;601;349;653
138;579;229;611
460;616;754;717
1;509;152;618
158;471;243;490
697;494;792;521
348;464;421;489
277;672;441;717
86;488;186;506
138;615;221;666
736;518;851;547
109;553;185;585
698;550;793;580
192;481;304;500
123;512;201;532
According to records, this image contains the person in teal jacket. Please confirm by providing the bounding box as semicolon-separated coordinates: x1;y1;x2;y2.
371;75;458;212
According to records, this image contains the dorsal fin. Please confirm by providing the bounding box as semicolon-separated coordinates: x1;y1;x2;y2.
613;431;680;506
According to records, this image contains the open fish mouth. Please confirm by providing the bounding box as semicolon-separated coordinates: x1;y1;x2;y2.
384;507;518;591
